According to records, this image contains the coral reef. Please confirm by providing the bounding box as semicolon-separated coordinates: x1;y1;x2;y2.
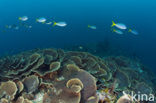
0;48;155;103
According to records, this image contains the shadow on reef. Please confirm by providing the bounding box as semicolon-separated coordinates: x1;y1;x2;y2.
0;48;155;103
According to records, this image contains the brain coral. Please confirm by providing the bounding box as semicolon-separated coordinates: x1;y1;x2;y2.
0;48;155;103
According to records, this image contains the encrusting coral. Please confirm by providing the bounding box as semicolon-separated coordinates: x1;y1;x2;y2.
0;48;155;103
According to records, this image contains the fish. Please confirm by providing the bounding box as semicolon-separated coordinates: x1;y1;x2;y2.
25;25;32;28
28;26;32;28
79;46;83;50
112;21;127;30
36;17;46;23
53;21;67;27
128;29;138;35
46;22;52;25
5;24;19;30
5;25;12;29
14;26;19;30
18;16;28;21
12;24;19;30
88;25;96;29
20;23;32;28
112;29;123;35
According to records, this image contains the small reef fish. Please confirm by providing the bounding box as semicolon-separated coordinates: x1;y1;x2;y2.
25;25;32;29
20;23;32;29
112;21;127;30
53;21;67;27
28;26;32;28
112;29;123;35
128;29;138;35
36;17;46;23
88;25;96;29
18;16;28;21
79;46;83;50
5;24;19;30
12;24;19;30
14;26;19;30
5;25;12;29
46;22;52;25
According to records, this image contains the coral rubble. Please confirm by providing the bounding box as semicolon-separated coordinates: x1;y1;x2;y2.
0;48;155;103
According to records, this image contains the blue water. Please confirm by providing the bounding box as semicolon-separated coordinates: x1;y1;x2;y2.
0;0;156;73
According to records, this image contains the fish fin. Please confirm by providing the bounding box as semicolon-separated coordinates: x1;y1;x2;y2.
36;19;38;22
112;29;116;32
88;25;91;28
111;28;115;32
53;21;57;27
128;29;132;32
111;21;116;27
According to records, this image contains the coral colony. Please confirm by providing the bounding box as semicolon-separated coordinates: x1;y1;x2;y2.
0;48;155;103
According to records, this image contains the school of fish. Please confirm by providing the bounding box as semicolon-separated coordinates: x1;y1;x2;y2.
1;16;139;36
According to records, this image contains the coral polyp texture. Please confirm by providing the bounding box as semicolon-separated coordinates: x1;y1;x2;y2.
0;48;155;103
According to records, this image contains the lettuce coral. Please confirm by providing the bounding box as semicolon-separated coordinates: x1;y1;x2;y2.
0;48;155;103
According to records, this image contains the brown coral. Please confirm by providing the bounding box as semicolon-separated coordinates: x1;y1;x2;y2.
66;64;80;72
0;98;8;103
66;78;83;93
0;48;155;103
24;99;33;103
49;61;61;72
16;81;24;93
16;96;24;103
70;56;82;66
86;96;99;103
0;81;17;100
114;69;130;91
23;75;39;93
29;53;41;64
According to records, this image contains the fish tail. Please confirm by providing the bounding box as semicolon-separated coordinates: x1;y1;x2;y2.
53;21;57;27
111;21;116;27
88;25;90;28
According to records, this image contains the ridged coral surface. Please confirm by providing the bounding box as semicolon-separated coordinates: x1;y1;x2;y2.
0;48;155;103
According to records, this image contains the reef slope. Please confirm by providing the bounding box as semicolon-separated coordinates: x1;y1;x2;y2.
0;48;155;103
